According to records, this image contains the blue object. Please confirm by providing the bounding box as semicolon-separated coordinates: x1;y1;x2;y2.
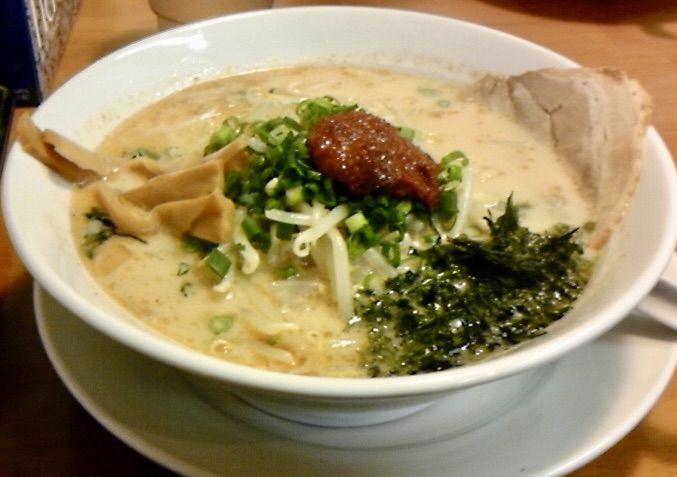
0;0;41;105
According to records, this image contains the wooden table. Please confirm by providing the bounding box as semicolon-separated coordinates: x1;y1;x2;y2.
1;0;676;475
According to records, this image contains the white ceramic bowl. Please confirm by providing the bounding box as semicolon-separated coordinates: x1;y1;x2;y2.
4;7;677;432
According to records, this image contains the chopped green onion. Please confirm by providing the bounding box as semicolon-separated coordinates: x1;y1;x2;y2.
398;126;416;140
264;177;279;196
81;208;146;258
285;185;305;206
166;146;183;158
241;216;271;250
438;190;458;220
180;281;193;297
204;117;243;155
241;216;262;239
438;151;468;183
209;96;468;271
224;170;244;196
209;315;234;334
381;240;401;267
177;262;191;276
183;234;217;257
247;135;267;154
127;147;160;160
417;87;438;96
267;124;292;146
279;265;299;279
318;176;337;206
265;197;285;211
275;222;295;240
205;249;231;279
442;150;467;162
396;200;412;215
363;272;377;290
296;96;357;128
345;212;368;233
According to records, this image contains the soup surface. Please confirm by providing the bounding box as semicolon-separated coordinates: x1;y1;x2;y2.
72;65;592;377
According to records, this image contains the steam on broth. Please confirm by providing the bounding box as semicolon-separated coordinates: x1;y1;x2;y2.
69;65;595;377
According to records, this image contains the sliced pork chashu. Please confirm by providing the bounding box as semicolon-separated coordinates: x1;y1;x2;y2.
468;67;652;249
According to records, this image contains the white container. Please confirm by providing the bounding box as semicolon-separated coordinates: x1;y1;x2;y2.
149;0;274;29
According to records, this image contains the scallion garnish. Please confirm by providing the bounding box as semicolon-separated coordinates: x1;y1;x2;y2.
204;248;231;279
279;265;299;279
345;212;368;233
205;97;469;281
208;314;234;334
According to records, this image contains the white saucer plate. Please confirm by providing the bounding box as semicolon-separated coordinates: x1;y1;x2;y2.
35;278;677;477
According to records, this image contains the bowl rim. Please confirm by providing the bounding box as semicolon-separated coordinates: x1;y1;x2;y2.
4;5;677;398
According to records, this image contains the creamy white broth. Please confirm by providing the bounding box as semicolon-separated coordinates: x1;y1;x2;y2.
72;65;592;377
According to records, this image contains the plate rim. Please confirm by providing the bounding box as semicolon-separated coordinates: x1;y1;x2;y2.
33;279;677;477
